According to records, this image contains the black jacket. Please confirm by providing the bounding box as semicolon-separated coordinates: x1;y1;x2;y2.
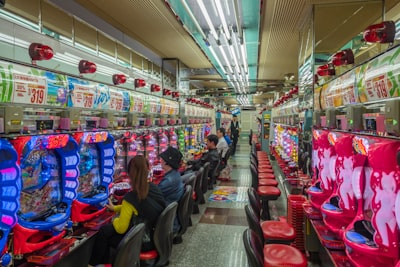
190;148;220;177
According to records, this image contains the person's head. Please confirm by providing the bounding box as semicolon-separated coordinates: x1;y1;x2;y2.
159;146;183;172
217;127;226;138
127;155;150;200
206;134;218;149
232;115;238;121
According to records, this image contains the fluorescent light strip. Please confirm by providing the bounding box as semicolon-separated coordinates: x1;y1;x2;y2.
229;45;241;74
198;0;219;41
209;46;225;73
215;0;230;40
218;46;233;74
181;0;207;40
240;43;248;74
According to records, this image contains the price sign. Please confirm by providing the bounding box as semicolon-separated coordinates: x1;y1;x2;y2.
109;89;123;111
365;74;389;100
70;84;95;108
12;73;47;105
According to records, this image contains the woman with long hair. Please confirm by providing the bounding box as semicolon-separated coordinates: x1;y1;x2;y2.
88;155;166;266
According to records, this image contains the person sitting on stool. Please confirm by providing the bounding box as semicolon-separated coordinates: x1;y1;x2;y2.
88;156;166;267
158;146;184;234
187;134;219;190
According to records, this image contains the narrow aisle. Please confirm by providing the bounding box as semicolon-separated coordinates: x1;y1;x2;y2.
169;137;251;267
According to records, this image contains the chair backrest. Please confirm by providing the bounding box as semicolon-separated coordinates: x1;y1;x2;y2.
113;223;146;267
153;202;178;266
244;204;264;243
211;159;221;180
182;173;196;190
201;162;210;194
247;188;261;216
176;185;192;236
242;228;264;267
250;165;258;189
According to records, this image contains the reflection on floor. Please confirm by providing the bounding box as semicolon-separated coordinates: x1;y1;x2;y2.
169;136;319;267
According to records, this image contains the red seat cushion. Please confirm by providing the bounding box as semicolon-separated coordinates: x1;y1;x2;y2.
258;164;272;169
257;186;280;196
258;168;274;174
258;173;275;179
263;244;307;267
261;221;296;240
259;179;278;186
140;250;158;260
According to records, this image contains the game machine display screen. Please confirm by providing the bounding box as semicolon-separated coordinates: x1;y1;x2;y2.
158;129;169;154
0;140;21;266
168;128;178;149
11;134;79;262
109;131;132;205
71;132;115;230
144;131;161;180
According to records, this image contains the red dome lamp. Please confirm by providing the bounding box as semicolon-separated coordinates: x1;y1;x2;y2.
317;63;335;76
162;88;172;96
78;60;97;74
151;84;161;92
29;43;54;62
363;21;395;43
135;79;146;88
172;92;180;98
112;74;127;85
331;49;354;66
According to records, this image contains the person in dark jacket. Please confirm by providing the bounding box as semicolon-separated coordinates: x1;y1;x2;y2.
158;146;184;233
88;156;166;266
230;115;241;156
188;134;219;190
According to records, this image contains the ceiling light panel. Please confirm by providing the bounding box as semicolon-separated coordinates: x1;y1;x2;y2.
167;0;259;98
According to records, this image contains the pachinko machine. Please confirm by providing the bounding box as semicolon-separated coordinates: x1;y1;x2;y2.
71;131;115;230
11;134;79;264
0;140;20;267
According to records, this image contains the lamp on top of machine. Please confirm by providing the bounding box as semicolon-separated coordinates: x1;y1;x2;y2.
0;139;21;267
70;131;115;231
10;134;80;265
313;99;400;137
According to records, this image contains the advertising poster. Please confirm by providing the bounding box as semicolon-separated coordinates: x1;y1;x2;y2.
0;61;67;107
358;47;399;102
93;84;110;110
67;76;95;109
109;87;130;112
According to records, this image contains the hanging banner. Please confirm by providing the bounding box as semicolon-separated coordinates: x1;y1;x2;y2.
0;61;67;107
358;46;400;102
109;87;130;112
67;77;96;109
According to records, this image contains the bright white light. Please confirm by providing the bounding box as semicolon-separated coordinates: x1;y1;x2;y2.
198;0;219;41
215;0;230;40
181;0;207;40
209;46;225;73
218;45;233;74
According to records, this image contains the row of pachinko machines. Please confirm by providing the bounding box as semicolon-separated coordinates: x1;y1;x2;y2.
299;129;400;267
0;126;196;267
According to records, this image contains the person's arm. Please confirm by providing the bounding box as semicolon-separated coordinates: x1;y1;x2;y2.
112;200;138;234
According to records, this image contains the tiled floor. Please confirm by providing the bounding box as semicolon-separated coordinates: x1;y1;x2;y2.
169;136;320;267
169;137;250;267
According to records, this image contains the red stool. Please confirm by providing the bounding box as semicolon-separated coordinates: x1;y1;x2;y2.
245;203;296;244
259;179;278;186
258;173;275;179
257;186;281;220
243;229;307;267
258;168;274;174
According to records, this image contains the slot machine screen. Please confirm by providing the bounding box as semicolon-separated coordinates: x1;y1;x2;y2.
19;150;62;221
77;143;101;198
365;118;377;130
